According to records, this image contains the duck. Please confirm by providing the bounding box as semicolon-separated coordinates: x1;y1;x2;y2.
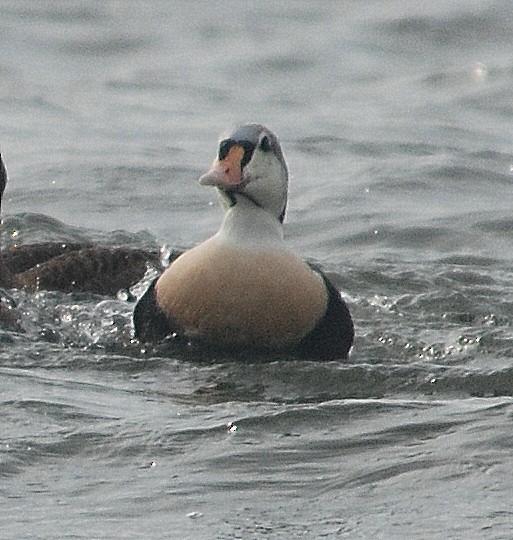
134;123;354;359
0;153;22;330
0;151;6;216
0;152;162;297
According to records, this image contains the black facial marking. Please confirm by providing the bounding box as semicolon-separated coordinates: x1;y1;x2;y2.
218;138;256;170
218;138;234;161
224;190;237;207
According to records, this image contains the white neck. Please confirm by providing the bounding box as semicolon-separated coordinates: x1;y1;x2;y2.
214;196;285;250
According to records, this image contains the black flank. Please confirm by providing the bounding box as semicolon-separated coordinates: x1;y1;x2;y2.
296;268;354;360
133;277;177;342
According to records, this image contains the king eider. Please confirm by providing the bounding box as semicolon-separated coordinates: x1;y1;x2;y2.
134;124;354;359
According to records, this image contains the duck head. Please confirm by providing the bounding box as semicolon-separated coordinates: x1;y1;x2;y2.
199;124;289;223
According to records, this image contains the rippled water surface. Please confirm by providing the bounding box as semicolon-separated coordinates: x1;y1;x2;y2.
1;1;513;538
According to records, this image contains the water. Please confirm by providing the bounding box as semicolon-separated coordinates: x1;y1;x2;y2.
1;1;513;538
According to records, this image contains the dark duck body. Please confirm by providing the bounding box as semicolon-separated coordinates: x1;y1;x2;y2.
134;124;354;359
0;152;160;315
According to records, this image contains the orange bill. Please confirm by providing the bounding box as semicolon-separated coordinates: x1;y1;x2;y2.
199;145;245;188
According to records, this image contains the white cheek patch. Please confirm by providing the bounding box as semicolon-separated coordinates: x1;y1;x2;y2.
245;149;279;181
243;151;287;218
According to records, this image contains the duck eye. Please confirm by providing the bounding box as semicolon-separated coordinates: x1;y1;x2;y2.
259;135;271;152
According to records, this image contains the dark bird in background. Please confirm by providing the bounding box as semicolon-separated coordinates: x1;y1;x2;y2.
0;152;162;330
